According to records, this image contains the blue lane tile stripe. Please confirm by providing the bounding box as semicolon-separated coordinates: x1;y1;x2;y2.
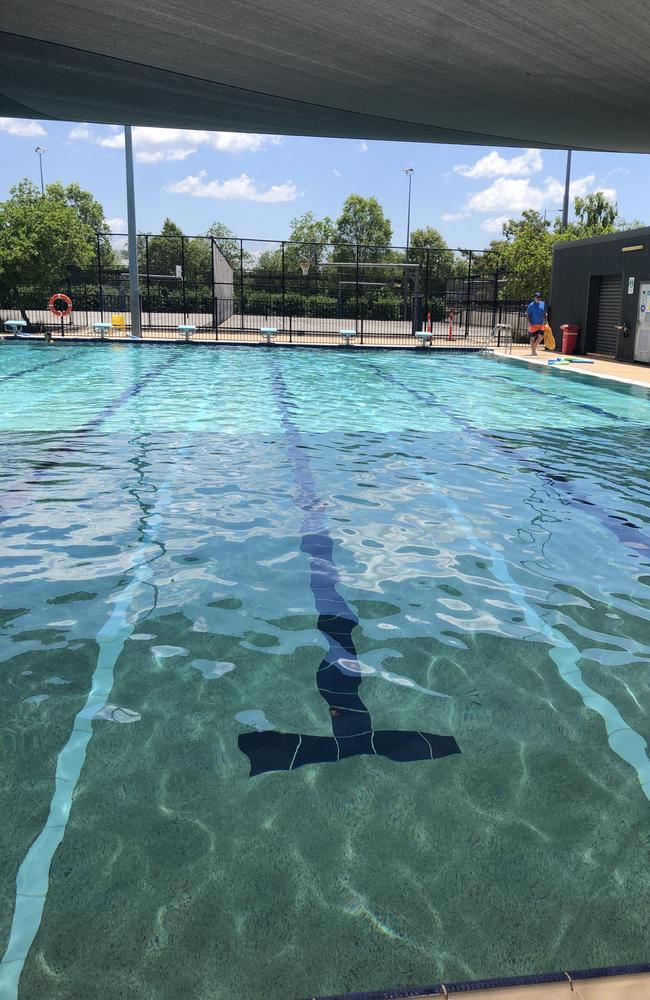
238;358;460;776
0;387;206;999
366;361;650;798
0;350;182;526
370;363;650;555
310;961;650;999
456;360;626;421
0;356;69;384
79;352;181;431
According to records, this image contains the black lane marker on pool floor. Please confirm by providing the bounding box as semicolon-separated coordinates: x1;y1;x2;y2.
238;359;460;777
370;362;650;557
0;354;70;384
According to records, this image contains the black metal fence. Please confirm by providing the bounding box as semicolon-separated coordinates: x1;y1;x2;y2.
1;234;530;347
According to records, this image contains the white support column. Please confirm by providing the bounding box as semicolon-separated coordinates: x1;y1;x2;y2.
124;125;141;338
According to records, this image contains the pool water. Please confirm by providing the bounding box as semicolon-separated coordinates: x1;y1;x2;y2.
1;343;649;1000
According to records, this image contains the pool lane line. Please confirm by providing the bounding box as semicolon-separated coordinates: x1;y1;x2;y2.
453;356;628;422
369;361;650;556
367;362;650;800
0;353;189;999
0;355;71;385
0;349;183;527
237;357;460;776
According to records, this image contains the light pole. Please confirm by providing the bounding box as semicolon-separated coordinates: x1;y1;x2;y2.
404;167;414;258
35;146;47;194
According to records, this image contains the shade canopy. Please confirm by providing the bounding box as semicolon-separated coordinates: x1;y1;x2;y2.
1;1;649;151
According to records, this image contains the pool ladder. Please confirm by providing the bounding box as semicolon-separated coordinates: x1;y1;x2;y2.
479;323;513;355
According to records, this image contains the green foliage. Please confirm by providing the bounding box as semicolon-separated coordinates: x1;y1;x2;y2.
0;179;116;319
481;210;554;298
334;195;393;262
284;211;337;270
480;194;639;299
569;192;618;233
205;221;253;271
137;218;213;280
408;226;457;291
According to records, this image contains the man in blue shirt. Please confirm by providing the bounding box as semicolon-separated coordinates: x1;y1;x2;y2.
526;292;547;355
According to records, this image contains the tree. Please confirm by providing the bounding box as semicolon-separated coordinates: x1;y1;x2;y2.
482;210;556;299
479;193;635;299
334;195;393;262
137;218;212;279
0;179;114;321
571;192;618;233
408;227;457;294
205;221;254;271
284;211;337;270
46;181;116;269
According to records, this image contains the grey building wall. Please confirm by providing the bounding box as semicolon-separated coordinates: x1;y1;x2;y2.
550;226;650;360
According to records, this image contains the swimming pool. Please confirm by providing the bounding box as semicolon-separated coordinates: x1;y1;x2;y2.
1;343;649;1000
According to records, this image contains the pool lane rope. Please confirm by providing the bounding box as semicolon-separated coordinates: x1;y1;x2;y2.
369;360;650;801
0;352;191;998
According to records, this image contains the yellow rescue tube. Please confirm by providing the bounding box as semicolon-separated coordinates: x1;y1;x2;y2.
543;322;555;350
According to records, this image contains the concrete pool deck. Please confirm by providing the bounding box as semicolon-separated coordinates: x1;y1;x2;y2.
415;972;650;999
494;345;650;391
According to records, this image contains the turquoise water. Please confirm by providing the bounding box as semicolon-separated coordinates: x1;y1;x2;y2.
1;342;649;1000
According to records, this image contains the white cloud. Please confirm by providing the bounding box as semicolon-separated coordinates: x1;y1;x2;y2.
467;178;543;213
454;149;543;180
357;141;369;153
211;132;280;153
481;216;510;233
466;174;617;214
0;117;46;137
333;168;342;177
545;174;617;204
106;217;126;232
68;123;91;140
442;212;469;222
166;170;300;203
77;125;281;162
99;132;124;149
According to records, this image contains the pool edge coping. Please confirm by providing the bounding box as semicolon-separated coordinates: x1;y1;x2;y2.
310;964;650;999
491;350;650;396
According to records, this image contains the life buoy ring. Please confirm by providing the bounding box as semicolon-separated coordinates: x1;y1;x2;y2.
48;293;73;318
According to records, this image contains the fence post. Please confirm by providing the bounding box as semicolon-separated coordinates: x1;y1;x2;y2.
281;241;286;333
181;236;187;324
424;249;430;330
492;264;499;338
356;244;360;336
240;239;245;330
211;237;217;336
465;250;472;340
145;234;152;329
96;233;104;324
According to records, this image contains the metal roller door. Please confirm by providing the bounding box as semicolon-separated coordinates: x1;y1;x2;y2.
594;275;622;355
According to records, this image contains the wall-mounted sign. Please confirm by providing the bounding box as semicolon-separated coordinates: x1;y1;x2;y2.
634;282;650;363
628;276;635;294
175;265;183;279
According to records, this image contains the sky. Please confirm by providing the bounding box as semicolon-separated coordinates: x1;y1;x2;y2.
0;116;648;251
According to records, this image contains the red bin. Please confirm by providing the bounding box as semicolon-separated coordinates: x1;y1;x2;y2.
560;323;580;355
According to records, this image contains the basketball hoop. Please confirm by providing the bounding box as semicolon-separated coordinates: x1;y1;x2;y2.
298;261;311;276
